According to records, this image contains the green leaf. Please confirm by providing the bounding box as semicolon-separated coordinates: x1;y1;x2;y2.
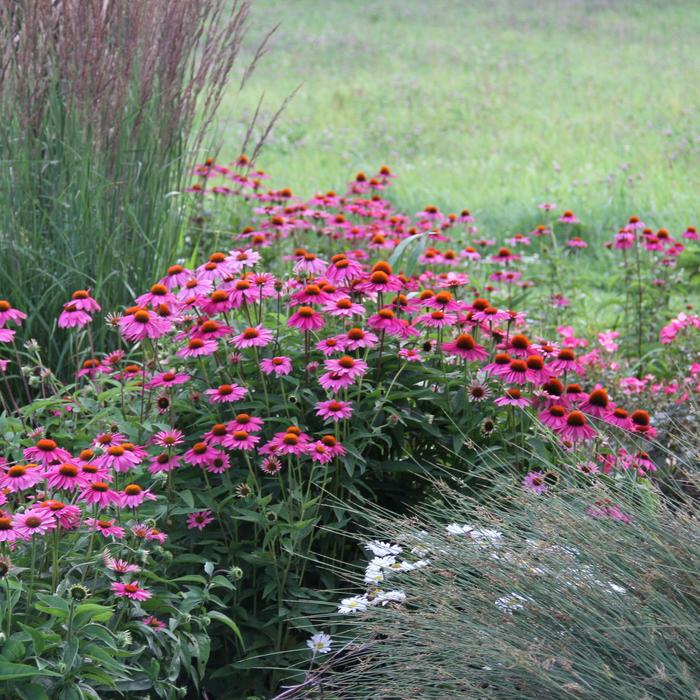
16;684;50;700
0;661;61;680
207;610;244;648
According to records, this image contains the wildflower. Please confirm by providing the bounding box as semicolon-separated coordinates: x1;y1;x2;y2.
221;415;260;438
338;595;369;614
467;380;491;402
222;429;260;452
143;616;166;631
364;541;402;557
118;307;171;341
86;518;126;538
231;325;273;349
119;484;157;509
288;306;324;331
539;404;568;430
147;371;190;389
152;429;185;448
184;442;221;467
0;516;18;543
96;444;141;473
24;438;72;466
0;300;27;327
580;388;612;418
39;500;81;529
525;355;552;384
398;347;422;362
341;327;379;350
324;355;368;379
177;337;218;358
501;359;530;385
104;556;141;574
205;383;247;403
441;333;488;361
260;356;293;376
495;592;530;613
323;297;365;318
260;456;283;475
307;632;332;655
148;452;181;473
111;581;152;601
548;348;585;376
495;387;531;408
558;210;579;224
69;584;90;601
0;463;44;492
58;305;94;328
80;481;120;508
316;399;353;422
522;471;549;494
557;410;596;442
13;508;57;538
187;510;215;530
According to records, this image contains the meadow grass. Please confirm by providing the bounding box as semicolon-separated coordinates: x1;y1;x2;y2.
223;0;700;232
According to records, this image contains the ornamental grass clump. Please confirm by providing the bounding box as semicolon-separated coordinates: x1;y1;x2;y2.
0;0;269;375
304;476;699;700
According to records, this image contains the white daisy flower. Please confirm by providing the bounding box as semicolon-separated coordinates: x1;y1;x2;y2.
371;590;406;606
338;595;368;614
364;565;385;584
364;541;402;557
495;592;531;613
307;632;332;655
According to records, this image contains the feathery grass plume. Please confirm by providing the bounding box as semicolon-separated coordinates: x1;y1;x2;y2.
0;0;271;378
293;470;699;699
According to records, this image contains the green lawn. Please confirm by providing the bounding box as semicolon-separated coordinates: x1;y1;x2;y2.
218;0;700;233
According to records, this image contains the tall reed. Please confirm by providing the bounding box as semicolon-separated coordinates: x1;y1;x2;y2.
0;0;268;375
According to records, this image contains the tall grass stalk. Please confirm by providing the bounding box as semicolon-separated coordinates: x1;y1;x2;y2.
0;0;268;375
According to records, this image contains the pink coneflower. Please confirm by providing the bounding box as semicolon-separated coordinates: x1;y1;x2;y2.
191;318;232;341
311;435;346;462
503;333;532;358
467;380;491;402
274;430;311;457
260;456;283;475
58;305;93;329
416;310;457;328
548;348;585;376
538;202;557;211
203;452;231;474
227;413;264;433
148;452;181;473
93;432;126;450
539;404;568;430
76;358;109;378
38;500;80;529
318;370;355;392
566;236;587;249
525;355;552;384
557;411;596;442
45;462;83;491
204;423;230;446
471;306;511;324
147;370;190;389
558;210;579;224
80;481;120;508
96;444;140;473
119;484;157;509
316;336;345;355
13;508;57;538
24;438;72;466
199;288;234;315
580;388;612;418
358;267;403;294
325;255;364;284
341;327;378;351
0;300;27;327
500;359;530;385
368;308;404;335
495;387;531;408
177;337;218;358
86;518;126;538
104;555;141;574
232;325;273;349
0;328;16;342
630;409;656;438
143;615;167;631
160;263;194;289
586;500;631;524
522;471;548;494
111;581;152;601
260;356;293;376
0;463;44;492
0;515;18;543
441;333;488;362
564;383;588;404
483;353;511;377
205;383;247;403
633;451;656;474
288;306;324;331
223;430;260;452
152;429;185;448
604;407;633;430
325;356;368;380
322;297;365;318
184;442;221;467
187;510;215;530
136;283;178;309
316;399;353;422
79;461;110;484
294;251;328;276
118;308;171;341
398;347;423;362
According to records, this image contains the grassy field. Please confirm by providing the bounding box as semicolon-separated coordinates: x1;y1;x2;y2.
218;0;700;233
